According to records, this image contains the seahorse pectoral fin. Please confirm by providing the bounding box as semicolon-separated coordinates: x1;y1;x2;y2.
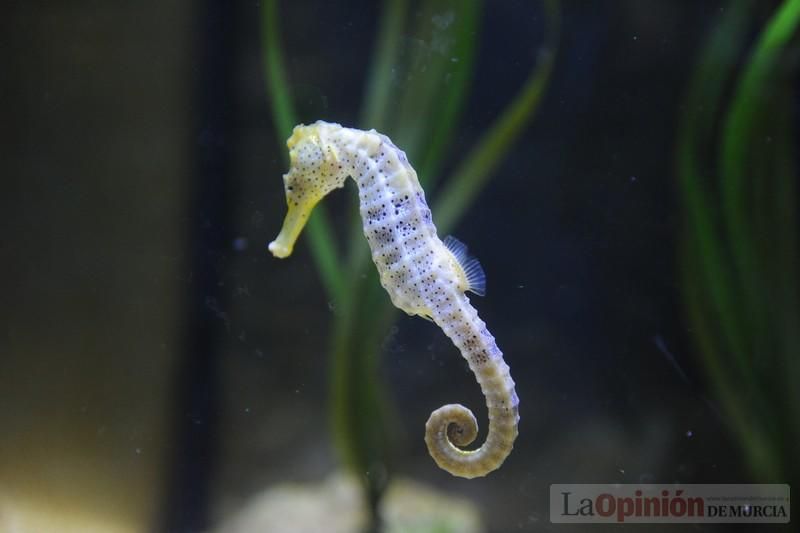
443;235;487;296
268;201;317;258
463;256;486;296
443;235;469;262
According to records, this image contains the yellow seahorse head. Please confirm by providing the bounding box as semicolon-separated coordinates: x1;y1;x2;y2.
269;122;346;258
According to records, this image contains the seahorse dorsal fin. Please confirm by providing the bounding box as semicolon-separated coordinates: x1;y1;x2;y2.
443;235;486;296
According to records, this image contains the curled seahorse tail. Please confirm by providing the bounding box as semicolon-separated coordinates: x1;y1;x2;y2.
424;358;519;479
424;404;479;475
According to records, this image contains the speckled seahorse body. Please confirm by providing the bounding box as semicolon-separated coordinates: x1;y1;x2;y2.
269;121;518;478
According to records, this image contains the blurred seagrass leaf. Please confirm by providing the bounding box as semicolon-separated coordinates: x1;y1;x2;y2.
678;0;800;481
434;0;560;234
678;0;753;408
360;0;409;131
386;0;481;183
261;0;346;304
720;0;800;291
416;1;480;188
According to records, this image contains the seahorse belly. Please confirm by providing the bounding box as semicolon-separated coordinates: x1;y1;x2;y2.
269;120;519;478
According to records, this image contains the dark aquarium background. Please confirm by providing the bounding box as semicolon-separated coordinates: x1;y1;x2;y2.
1;1;798;532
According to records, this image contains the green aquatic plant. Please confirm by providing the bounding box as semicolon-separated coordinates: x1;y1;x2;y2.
678;0;800;483
262;0;559;526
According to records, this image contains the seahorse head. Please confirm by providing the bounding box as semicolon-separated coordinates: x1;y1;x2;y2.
269;122;348;258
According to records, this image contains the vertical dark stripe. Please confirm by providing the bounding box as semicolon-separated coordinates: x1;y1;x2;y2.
159;0;235;530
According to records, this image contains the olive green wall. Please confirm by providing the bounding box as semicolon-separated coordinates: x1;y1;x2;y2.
1;2;190;530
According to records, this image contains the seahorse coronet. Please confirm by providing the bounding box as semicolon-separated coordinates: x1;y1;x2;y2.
270;120;519;478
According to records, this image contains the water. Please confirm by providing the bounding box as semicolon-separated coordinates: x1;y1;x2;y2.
2;1;797;532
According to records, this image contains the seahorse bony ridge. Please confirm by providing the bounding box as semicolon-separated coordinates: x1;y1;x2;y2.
270;120;519;478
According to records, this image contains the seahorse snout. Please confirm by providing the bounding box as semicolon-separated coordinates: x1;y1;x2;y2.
269;203;311;259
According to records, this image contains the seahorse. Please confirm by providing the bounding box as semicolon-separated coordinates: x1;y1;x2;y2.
269;121;518;478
